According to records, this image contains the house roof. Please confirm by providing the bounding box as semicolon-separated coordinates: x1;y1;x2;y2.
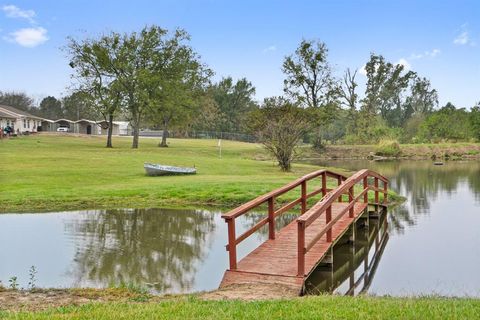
75;119;97;124
0;104;43;120
53;118;75;123
0;109;16;119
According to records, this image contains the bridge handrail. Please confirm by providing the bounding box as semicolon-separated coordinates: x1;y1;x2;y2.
296;169;388;276
221;169;346;220
222;169;347;270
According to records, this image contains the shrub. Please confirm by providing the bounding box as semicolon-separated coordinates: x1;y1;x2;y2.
375;139;401;157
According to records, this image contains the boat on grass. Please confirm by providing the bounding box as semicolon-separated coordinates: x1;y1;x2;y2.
144;163;196;176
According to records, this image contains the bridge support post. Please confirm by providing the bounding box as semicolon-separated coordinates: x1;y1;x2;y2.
383;181;388;204
226;219;237;270
326;206;332;242
363;177;368;203
374;178;379;204
321;173;327;197
337;177;343;202
268;197;275;240
301;181;307;214
349;187;354;218
297;221;306;276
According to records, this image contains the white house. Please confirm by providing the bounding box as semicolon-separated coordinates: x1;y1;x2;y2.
0;104;44;134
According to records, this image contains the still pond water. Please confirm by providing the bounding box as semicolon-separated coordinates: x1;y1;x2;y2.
1;160;480;296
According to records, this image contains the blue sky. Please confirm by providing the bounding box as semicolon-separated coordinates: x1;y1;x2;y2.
0;0;479;108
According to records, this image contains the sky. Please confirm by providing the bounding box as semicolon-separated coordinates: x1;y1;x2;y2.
0;0;479;108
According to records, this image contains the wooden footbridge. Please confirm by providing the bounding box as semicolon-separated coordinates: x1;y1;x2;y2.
219;169;389;295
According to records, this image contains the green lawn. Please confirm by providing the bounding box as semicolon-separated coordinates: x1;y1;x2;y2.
0;134;399;212
3;295;480;319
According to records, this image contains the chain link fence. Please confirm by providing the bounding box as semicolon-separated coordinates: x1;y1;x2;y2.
138;130;257;143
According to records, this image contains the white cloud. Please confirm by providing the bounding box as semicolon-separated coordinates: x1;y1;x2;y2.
454;31;470;45
410;48;441;60
262;45;276;53
6;27;48;47
396;58;411;70
2;4;36;23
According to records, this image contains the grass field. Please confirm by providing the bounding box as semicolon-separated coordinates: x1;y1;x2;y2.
2;294;480;319
0;134;400;212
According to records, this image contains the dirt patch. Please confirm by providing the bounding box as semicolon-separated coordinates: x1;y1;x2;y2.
0;288;150;312
200;283;299;301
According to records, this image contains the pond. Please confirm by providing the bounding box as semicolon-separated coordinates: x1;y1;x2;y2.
1;160;479;297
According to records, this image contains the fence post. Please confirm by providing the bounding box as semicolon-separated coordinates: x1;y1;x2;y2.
349;186;354;218
326;206;332;242
268;197;275;240
374;177;379;204
383;181;388;204
297;221;305;276
301;181;307;214
227;219;237;270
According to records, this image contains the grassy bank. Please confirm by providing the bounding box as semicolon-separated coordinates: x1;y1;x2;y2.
2;293;480;319
0;134;400;212
303;142;480;160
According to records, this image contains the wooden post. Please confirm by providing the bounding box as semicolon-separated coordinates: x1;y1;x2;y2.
363;177;368;203
297;221;305;276
374;177;379;204
301;181;307;214
338;177;343;202
268;197;275;240
227;218;237;270
321;173;327;196
349;186;354;218
383;181;388;204
326;206;332;242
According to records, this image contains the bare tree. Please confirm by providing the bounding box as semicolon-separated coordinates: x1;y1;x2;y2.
247;97;310;171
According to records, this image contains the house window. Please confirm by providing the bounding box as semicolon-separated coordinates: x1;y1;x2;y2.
23;119;26;128
6;120;10;126
28;120;31;128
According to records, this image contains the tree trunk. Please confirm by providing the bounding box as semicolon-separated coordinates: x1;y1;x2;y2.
159;118;168;147
131;113;140;149
106;113;114;148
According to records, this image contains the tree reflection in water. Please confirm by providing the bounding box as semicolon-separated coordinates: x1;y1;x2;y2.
62;208;215;293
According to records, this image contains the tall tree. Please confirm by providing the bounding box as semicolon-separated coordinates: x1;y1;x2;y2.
209;77;257;132
283;40;336;108
67;34;123;148
362;54;415;128
0;91;35;113
39;96;63;119
145;29;212;147
62;91;98;120
338;68;359;135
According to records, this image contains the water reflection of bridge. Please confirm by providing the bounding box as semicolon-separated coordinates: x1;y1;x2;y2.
305;207;388;296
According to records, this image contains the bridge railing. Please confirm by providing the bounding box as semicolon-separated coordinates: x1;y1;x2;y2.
296;169;388;276
221;169;347;270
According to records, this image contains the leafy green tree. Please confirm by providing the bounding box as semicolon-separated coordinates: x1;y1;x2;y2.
67;34;125;148
283;40;336;108
247;97;310;171
209;77;257;132
283;39;338;149
419;103;472;141
0;91;35;113
338;68;359;135
362;54;415;128
39;96;63;119
62;91;98;120
470;102;480;141
145;30;212;147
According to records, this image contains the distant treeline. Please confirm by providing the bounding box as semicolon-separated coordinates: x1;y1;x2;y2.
2;27;479;147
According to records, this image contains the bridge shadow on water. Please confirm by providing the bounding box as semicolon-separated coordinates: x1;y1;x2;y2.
304;206;388;296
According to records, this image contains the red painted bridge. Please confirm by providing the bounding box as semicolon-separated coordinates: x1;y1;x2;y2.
219;169;389;295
